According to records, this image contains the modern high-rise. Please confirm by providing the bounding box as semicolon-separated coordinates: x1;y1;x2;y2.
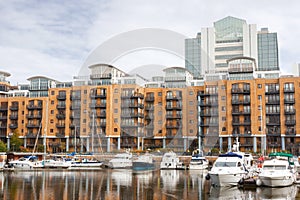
185;16;280;80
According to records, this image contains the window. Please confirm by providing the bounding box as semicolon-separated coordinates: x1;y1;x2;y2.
84;90;87;94
189;129;193;133
158;92;162;96
222;117;226;121
258;84;262;89
51;91;55;95
222;106;226;111
114;109;118;114
189;120;194;124
114;99;118;103
189;101;194;105
114;118;118;123
258;95;262;100
83;119;86;123
189;110;194;115
189;91;194;95
221;96;226;100
222;127;226;131
114;89;118;93
51;100;54;105
258;116;262;121
158;111;162;116
114;128;118;132
50;129;53;133
51;110;54;114
158;120;162;124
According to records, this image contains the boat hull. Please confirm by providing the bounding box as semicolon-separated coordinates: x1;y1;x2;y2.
132;162;155;171
209;172;245;187
258;175;295;187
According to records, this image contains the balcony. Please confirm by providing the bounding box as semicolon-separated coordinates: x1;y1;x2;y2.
9;106;18;111
165;105;182;110
284;110;296;115
129;103;144;109
166;114;182;119
89;103;106;108
70;114;80;119
70;105;81;110
266;111;281;115
56;133;65;138
286;130;296;136
90;93;106;99
266;100;280;105
27;104;43;110
9;115;18;120
284;99;295;104
9;123;18;129
0;115;7;120
26;114;42;119
266;121;280;126
56;94;66;100
56;123;65;128
232;100;251;105
56;114;65;119
56;104;66;109
268;143;281;147
284;88;295;93
0;106;8;111
285;120;296;126
70;95;81;100
26;133;37;138
131;93;144;99
166;96;182;101
265;89;279;94
231;88;250;94
266;132;281;136
26;123;40;128
145;96;154;102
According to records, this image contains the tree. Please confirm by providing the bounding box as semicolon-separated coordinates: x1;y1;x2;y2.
10;130;23;152
0;140;7;152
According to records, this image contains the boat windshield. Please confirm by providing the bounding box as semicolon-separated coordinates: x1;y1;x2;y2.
214;161;237;167
263;165;286;170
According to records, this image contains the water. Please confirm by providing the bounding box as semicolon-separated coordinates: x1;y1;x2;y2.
0;169;299;199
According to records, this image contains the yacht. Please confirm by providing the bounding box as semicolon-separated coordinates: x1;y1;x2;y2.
8;156;44;170
256;152;297;187
108;152;133;169
69;156;103;169
206;138;254;187
189;154;209;170
43;157;71;169
206;151;253;186
132;153;155;171
160;151;186;170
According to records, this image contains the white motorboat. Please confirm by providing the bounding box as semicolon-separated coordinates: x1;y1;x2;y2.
8;156;43;170
70;157;103;169
189;154;209;170
256;152;297;187
108;152;132;169
206;151;253;187
132;153;155;171
160;151;186;170
43;157;71;169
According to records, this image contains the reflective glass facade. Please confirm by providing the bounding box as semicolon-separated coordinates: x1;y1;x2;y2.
257;32;279;71
185;37;201;78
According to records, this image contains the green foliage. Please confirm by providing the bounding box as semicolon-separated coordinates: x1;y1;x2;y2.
10;130;23;152
0;140;7;152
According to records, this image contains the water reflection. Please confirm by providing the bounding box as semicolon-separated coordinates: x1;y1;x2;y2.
0;169;299;199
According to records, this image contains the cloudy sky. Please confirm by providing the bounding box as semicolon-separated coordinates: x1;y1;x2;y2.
0;0;299;84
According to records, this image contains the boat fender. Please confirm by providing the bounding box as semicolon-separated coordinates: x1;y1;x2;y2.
256;178;262;186
205;174;210;180
238;178;244;185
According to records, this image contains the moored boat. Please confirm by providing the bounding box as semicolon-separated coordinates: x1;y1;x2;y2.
160;151;186;170
69;157;103;169
8;155;43;170
108;152;133;169
256;152;297;187
132;153;155;171
189;154;209;170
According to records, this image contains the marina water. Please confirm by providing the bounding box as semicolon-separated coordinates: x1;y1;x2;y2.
0;169;299;199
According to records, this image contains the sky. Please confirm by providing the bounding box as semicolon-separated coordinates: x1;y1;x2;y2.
0;0;299;84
